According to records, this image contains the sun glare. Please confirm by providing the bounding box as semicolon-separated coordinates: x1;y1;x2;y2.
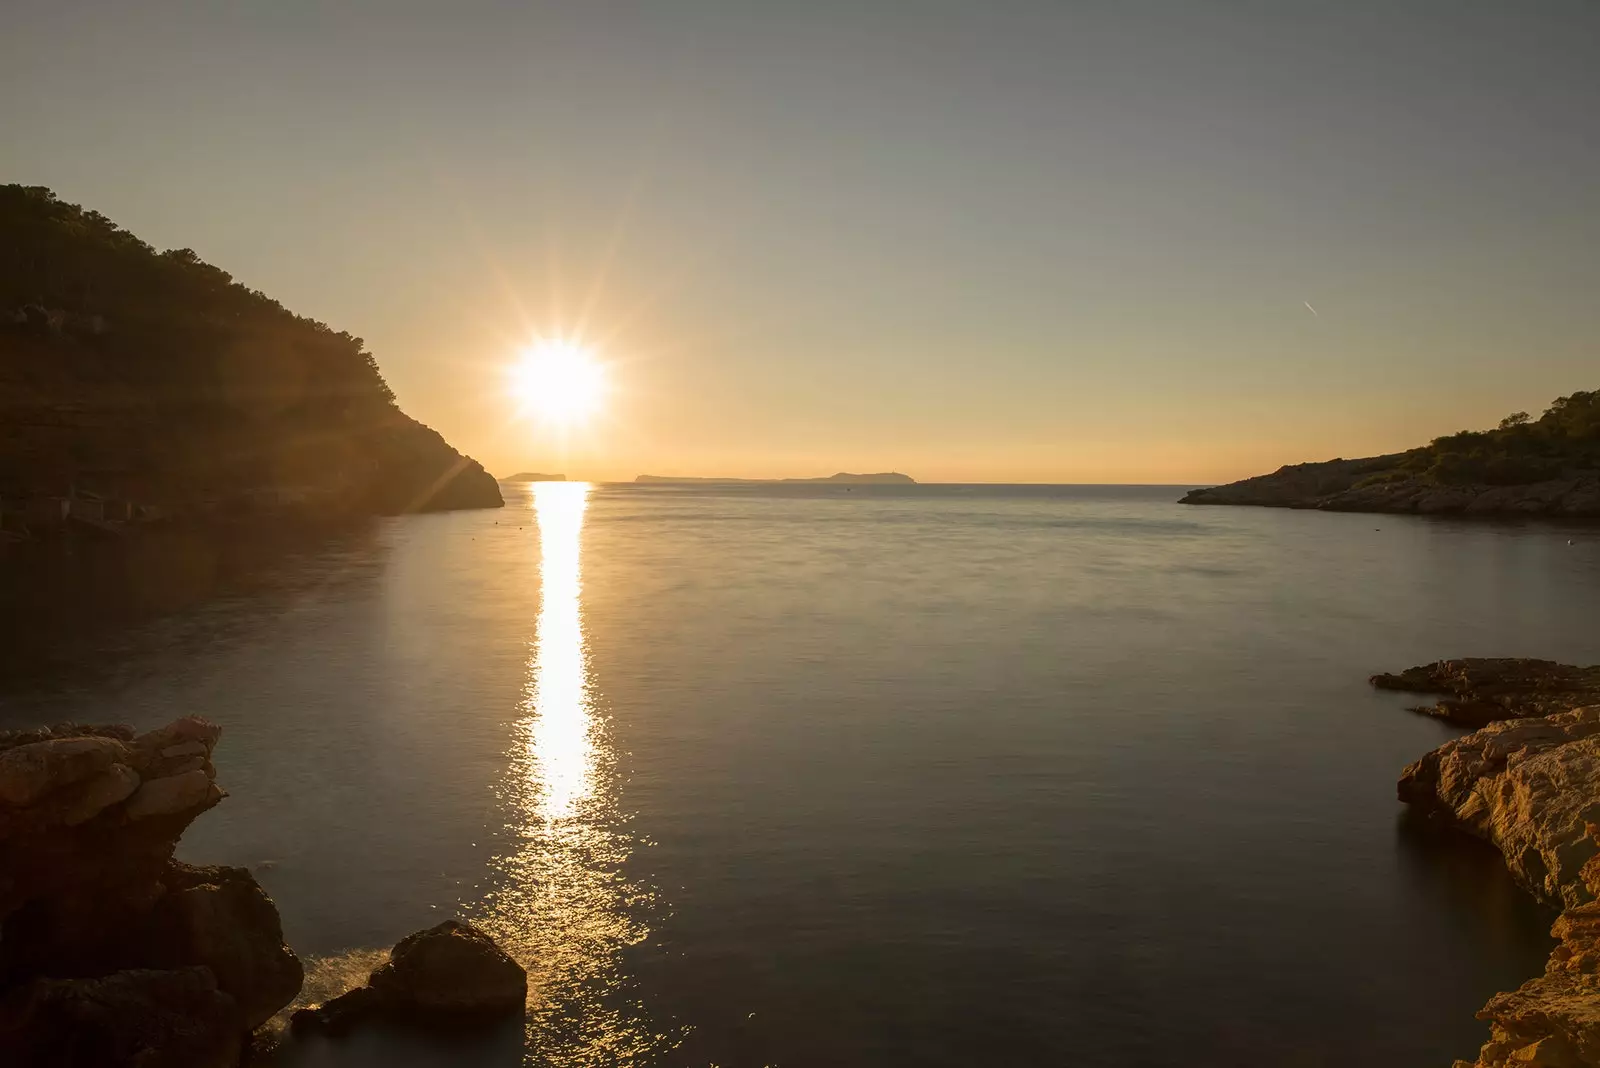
510;338;606;427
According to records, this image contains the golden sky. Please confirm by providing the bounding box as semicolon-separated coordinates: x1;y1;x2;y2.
8;2;1596;483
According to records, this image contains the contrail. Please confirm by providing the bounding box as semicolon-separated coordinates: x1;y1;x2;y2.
1303;301;1319;317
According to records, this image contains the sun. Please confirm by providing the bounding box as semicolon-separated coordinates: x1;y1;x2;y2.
509;338;606;427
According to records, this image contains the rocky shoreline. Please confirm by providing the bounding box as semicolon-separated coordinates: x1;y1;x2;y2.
1179;459;1600;516
1381;658;1600;1065
9;663;1600;1064
0;719;524;1066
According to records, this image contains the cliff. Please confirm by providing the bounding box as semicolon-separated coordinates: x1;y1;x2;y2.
0;186;501;526
1180;392;1600;517
1384;660;1600;1065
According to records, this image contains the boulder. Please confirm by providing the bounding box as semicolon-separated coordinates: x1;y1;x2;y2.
292;921;526;1035
149;864;302;1030
0;966;242;1068
368;920;526;1016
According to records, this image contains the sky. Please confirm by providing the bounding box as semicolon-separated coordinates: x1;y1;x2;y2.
5;0;1598;483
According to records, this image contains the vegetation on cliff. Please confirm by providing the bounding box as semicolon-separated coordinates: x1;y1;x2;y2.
0;185;500;515
1181;390;1600;515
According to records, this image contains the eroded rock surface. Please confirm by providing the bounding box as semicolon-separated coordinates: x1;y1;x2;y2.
1454;830;1600;1067
1374;659;1600;728
1399;706;1600;909
0;718;301;1065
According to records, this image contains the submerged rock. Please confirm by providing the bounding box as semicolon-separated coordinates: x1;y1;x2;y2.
369;921;526;1015
291;920;525;1036
1373;658;1600;728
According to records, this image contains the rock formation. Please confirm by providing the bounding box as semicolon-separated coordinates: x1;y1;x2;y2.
1399;706;1600;909
291;919;526;1035
1374;659;1600;728
1390;675;1600;1064
1453;825;1600;1067
0;718;300;1067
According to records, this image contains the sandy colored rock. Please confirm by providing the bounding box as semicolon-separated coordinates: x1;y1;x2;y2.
60;764;141;826
0;736;129;806
1454;827;1600;1067
124;770;216;821
1399;706;1600;909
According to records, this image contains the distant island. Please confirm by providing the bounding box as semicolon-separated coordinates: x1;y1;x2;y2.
1180;390;1599;516
501;472;567;482
635;472;916;485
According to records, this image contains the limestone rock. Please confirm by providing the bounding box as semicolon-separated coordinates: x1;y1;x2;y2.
60;765;140;827
1399;706;1600;908
1455;827;1600;1066
0;736;129;806
0;966;242;1068
1373;659;1600;727
367;920;526;1016
124;770;219;820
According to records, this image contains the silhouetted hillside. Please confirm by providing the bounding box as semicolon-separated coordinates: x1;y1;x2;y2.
0;185;500;518
1181;391;1600;515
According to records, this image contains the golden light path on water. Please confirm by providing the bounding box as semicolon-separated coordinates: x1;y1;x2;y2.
473;481;666;1065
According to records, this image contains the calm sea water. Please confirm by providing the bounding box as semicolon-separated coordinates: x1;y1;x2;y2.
6;482;1600;1067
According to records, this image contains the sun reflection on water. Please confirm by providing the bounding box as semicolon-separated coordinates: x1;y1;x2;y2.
474;481;669;1065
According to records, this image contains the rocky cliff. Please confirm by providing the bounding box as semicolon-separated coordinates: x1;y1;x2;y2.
0;185;501;524
0;718;300;1066
1385;660;1600;1065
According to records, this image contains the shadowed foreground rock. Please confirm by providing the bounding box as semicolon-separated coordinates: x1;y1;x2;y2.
1373;658;1600;728
0;966;242;1068
291;920;526;1036
0;718;301;1066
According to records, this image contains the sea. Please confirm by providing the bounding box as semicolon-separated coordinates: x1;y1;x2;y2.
5;481;1600;1067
